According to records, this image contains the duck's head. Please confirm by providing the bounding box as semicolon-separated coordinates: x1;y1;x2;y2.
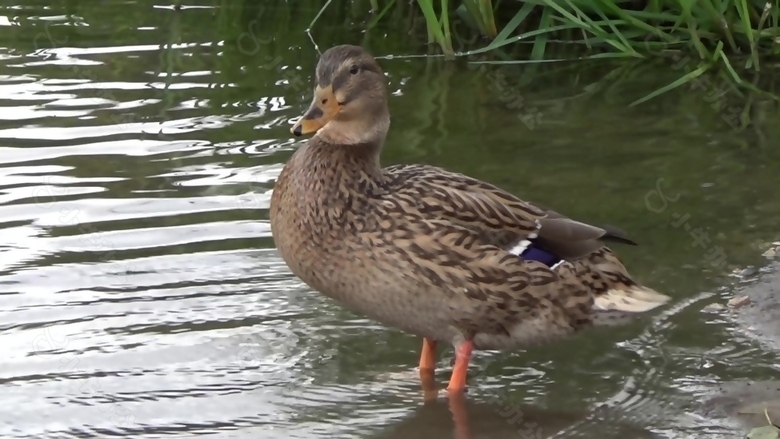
291;45;389;146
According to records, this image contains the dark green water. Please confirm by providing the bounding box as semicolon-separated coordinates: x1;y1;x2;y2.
1;2;779;438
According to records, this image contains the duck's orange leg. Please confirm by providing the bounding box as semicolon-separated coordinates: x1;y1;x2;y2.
419;338;439;402
446;339;474;394
418;338;437;372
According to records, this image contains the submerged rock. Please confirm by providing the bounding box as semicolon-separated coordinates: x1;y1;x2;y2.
728;295;752;309
698;261;780;436
701;381;780;432
702;303;727;313
730;262;780;351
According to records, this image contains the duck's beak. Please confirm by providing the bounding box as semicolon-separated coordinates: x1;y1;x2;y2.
291;85;340;137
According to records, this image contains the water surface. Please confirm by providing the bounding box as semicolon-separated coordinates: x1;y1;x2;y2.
1;2;779;438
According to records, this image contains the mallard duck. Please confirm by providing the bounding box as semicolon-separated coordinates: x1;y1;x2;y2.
269;44;671;396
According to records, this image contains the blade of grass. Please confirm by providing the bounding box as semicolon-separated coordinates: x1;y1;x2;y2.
630;64;709;106
479;0;497;37
462;0;486;35
306;0;333;54
465;18;648;56
735;0;759;68
531;7;553;60
366;0;397;31
416;0;454;56
592;8;634;53
700;0;739;52
597;1;677;43
441;0;453;55
552;0;638;55
686;18;710;60
496;2;535;41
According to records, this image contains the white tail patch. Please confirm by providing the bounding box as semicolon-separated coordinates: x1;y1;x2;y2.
508;228;540;256
593;286;672;314
550;260;566;270
508;239;532;256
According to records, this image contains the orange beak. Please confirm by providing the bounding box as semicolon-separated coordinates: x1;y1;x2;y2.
291;85;340;136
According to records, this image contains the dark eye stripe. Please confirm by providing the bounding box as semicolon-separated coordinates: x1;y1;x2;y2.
321;60;382;93
331;72;350;92
358;62;379;74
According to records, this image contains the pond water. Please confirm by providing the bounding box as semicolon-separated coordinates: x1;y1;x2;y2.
1;2;779;438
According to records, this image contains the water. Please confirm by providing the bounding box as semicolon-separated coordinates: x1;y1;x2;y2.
1;2;779;438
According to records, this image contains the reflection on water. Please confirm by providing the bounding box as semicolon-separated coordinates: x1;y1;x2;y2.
371;397;658;439
1;1;779;438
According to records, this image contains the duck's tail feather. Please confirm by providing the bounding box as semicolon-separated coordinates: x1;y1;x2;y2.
591;284;671;326
593;284;672;313
575;247;672;327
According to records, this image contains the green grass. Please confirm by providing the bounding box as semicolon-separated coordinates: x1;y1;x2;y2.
410;0;780;63
207;0;779;106
310;0;780;102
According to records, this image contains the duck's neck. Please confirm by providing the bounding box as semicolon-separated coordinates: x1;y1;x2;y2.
296;137;386;190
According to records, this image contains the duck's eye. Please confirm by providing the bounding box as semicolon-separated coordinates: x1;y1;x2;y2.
321;98;328;104
349;65;359;75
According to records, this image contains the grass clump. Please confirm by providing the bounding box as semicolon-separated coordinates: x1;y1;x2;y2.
366;0;780;100
411;0;780;65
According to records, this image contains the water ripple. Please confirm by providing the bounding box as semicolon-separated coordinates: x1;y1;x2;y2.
2;3;779;439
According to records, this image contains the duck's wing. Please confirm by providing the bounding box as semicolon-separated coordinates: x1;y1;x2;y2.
383;164;635;259
377;164;670;326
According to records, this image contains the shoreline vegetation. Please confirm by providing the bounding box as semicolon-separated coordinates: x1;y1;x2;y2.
307;0;780;104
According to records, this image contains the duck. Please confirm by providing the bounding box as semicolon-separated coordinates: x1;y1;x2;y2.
269;44;671;397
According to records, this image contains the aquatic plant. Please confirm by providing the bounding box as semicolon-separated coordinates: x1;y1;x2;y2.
412;0;779;64
366;0;780;100
746;408;779;439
